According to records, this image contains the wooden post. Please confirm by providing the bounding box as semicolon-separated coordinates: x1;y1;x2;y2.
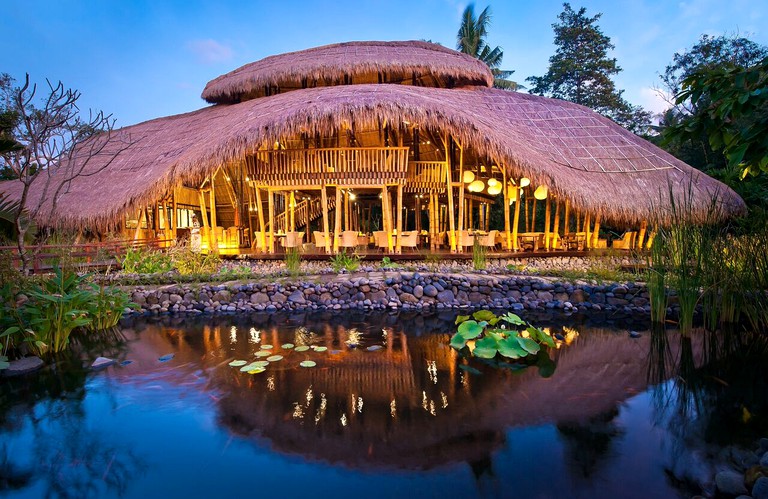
592;213;601;248
512;185;521;251
158;201;167;247
396;184;404;254
564;199;570;234
458;154;465;240
503;172;511;250
334;187;342;253
209;177;219;254
289;191;296;232
524;193;530;232
321;185;331;253
446;174;456;253
544;196;551;250
267;190;275;253
171;189;178;240
133;208;144;241
531;198;537;233
637;219;648;249
429;193;436;250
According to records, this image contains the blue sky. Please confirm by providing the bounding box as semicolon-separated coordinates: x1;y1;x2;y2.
4;0;766;127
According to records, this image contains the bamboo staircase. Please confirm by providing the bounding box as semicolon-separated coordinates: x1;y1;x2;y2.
273;196;336;233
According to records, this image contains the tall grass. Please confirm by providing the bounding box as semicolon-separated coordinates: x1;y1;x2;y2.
472;238;487;270
284;246;302;276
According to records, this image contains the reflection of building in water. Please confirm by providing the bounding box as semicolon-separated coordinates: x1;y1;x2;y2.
114;315;701;470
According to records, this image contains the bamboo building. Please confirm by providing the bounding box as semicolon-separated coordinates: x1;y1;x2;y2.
0;41;746;254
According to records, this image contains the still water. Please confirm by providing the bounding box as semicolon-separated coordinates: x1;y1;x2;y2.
1;310;763;498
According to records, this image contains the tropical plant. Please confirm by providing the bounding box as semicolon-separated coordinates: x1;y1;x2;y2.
168;243;219;275
120;246;173;274
329;251;361;273
85;283;134;331
456;4;520;90
380;256;401;269
472;237;487;270
284;246;302;275
526;3;650;134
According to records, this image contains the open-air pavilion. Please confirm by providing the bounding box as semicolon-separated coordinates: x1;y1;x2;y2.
1;41;746;256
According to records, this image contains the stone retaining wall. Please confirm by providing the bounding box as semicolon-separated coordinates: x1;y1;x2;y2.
127;271;651;316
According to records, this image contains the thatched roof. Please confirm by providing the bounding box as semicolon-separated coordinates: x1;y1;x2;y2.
0;80;744;230
202;40;494;104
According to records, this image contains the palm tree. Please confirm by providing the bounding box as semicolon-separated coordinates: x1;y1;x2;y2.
456;4;520;90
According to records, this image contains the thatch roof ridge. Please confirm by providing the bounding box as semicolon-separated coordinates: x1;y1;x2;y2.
0;83;745;230
202;40;494;104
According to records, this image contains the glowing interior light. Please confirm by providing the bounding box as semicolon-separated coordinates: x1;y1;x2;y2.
534;185;549;200
462;170;475;184
520;177;531;187
468;179;485;192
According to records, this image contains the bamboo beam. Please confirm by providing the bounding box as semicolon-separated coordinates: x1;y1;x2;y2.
209;177;219;254
321;185;331;253
171;188;178;240
503;174;511;250
553;198;561;250
255;187;266;252
584;212;591;249
544;196;551;250
267;190;275;253
334;187;342;253
133;209;144;241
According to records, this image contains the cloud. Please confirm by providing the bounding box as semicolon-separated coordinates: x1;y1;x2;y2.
638;86;673;115
186;39;233;64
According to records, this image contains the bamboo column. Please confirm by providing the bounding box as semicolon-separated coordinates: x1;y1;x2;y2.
334;187;342;253
512;185;521;251
289;191;296;232
592;213;601;248
564;199;570;235
503;174;511;250
446;178;456;253
553;199;561;250
255;187;266;253
158;201;167;246
430;193;437;250
414;196;421;233
396;184;404;254
133;209;144;241
531;198;537;233
458;160;465;242
524;194;530;232
267;190;275;253
584;213;591;249
321;185;331;253
209;179;219;253
171;189;178;240
544;196;551;250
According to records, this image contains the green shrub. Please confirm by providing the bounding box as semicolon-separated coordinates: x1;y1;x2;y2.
284;247;302;276
120;246;173;274
168;243;220;275
85;283;135;331
380;256;401;269
330;251;361;273
472;238;487;270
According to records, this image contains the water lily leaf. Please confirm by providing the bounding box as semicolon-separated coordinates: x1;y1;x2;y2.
255;351;272;357
281;343;295;349
158;354;174;362
260;344;273;350
229;360;248;367
458;320;484;339
488;317;500;326
330;350;342;354
240;363;259;372
529;326;556;348
266;355;283;362
247;367;266;374
536;353;556;378
300;360;316;368
500;313;526;326
472;310;496;322
516;336;541;355
498;337;527;359
455;315;470;325
367;345;383;351
295;346;310;352
473;336;499;359
312;346;328;352
450;332;468;350
253;360;270;368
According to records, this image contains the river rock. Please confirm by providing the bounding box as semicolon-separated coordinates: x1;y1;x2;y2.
288;290;306;304
3;356;44;376
423;284;438;297
91;357;116;370
436;290;454;303
716;470;748;496
754;477;768;499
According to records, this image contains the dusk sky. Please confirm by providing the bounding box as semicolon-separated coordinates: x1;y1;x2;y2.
4;0;766;128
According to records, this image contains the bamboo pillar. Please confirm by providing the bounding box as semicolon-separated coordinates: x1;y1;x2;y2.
429;193;437;250
637;220;648;250
458;156;465;239
592;213;601;248
198;190;210;251
321;185;331;253
564;199;570;234
334;187;342;253
584;213;591;249
255;187;266;253
503;174;511;251
209;178;219;253
544;196;551;250
133;209;144;241
468;199;474;230
158;201;167;247
396;184;404;254
524;194;530;232
171;189;178;240
290;191;296;232
414;196;421;233
512;187;521;251
553;199;561;250
267;190;275;253
446;173;457;253
531;198;537;233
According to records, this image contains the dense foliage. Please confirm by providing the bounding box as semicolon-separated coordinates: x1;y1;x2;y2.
526;3;651;134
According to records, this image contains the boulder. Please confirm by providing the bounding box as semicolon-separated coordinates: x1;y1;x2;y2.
716;470;747;496
3;356;44;377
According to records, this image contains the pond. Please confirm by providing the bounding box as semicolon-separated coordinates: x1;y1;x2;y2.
1;310;766;498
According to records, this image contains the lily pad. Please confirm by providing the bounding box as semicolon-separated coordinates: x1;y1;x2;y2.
450;332;468;350
253;360;270;368
158;354;174;362
472;336;499;359
367;345;383;351
255;351;272;357
312;346;328;352
120;360;133;366
281;343;295;349
247;367;266;374
229;360;248;367
266;355;283;362
330;350;342;354
295;346;310;352
516;336;541;355
299;360;317;368
240;364;259;372
458;320;484;340
260;344;273;350
472;310;496;322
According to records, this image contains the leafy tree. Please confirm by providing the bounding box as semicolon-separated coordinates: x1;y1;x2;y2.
456;4;520;90
526;3;651;134
0;74;129;272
